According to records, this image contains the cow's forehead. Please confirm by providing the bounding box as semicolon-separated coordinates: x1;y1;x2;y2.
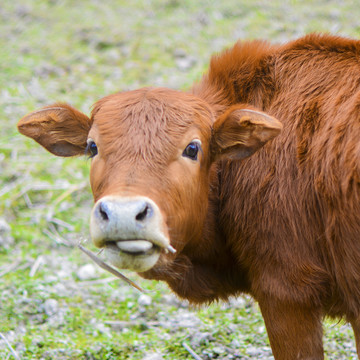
91;87;213;130
89;87;213;162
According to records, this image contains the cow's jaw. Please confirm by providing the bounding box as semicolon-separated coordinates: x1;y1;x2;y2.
90;195;171;272
104;241;161;273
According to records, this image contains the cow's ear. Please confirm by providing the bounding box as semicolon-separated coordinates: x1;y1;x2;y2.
211;105;282;162
18;103;92;157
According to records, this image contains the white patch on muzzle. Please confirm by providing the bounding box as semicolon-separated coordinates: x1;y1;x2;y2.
90;195;170;272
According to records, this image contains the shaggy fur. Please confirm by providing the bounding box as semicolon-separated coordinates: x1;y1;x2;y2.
193;33;360;359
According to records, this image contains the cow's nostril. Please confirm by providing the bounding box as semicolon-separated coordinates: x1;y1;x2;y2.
99;202;109;221
136;204;150;222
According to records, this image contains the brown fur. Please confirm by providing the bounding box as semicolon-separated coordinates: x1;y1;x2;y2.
17;34;360;359
191;33;360;359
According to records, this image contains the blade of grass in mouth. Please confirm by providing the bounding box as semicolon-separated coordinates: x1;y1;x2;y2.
78;243;146;293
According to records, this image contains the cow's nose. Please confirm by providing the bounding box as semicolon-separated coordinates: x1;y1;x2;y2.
96;198;153;223
90;196;169;250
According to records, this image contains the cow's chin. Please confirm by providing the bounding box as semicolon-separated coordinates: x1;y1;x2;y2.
104;241;161;272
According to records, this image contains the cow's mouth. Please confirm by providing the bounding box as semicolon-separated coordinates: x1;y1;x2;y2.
101;238;163;272
105;240;158;256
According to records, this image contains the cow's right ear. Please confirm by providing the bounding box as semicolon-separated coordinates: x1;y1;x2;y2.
18;103;92;157
211;105;282;162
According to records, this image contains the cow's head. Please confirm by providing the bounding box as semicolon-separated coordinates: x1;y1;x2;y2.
18;88;282;274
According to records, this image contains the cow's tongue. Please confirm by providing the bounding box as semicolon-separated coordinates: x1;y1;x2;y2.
115;240;153;254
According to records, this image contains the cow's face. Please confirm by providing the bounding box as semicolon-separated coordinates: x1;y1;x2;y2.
87;89;215;272
18;87;282;273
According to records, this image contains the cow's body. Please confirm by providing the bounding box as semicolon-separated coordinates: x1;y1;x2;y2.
196;34;360;312
195;35;360;358
18;34;360;359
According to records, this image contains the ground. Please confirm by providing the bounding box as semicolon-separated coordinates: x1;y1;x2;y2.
1;0;359;359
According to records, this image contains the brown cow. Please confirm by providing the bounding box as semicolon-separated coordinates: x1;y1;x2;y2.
18;34;360;359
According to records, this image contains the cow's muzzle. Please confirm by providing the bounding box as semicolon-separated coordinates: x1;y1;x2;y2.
90;195;171;272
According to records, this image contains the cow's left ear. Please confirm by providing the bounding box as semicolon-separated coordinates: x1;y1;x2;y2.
211;105;282;162
18;103;92;157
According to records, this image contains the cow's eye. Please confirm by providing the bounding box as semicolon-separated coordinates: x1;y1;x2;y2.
182;140;201;161
86;139;98;158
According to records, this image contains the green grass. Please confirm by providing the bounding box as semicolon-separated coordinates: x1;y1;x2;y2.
1;0;360;359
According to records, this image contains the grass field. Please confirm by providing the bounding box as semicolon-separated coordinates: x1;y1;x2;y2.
1;1;360;359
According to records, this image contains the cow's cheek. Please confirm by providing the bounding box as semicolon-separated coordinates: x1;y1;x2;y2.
89;157;108;202
161;161;209;251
